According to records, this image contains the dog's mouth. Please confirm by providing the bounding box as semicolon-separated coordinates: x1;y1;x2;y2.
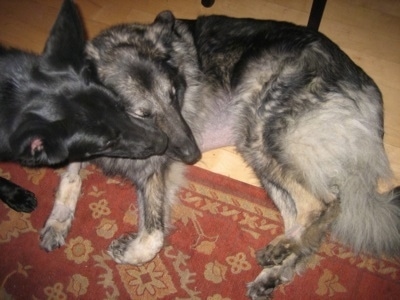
166;145;201;164
81;129;169;160
83;145;167;160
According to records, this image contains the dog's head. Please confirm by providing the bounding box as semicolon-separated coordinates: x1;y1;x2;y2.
9;86;168;166
6;0;168;166
87;11;201;164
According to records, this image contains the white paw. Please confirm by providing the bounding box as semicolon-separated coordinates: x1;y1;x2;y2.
40;165;81;251
108;230;164;265
40;218;71;251
40;201;75;251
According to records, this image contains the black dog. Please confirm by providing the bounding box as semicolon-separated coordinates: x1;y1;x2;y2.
0;0;168;213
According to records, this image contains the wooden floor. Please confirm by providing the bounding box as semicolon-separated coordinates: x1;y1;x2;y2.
1;0;399;187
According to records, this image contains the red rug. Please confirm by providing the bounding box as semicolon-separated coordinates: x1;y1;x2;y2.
0;162;399;299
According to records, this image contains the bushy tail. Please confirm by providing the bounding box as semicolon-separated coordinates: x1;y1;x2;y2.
332;177;400;257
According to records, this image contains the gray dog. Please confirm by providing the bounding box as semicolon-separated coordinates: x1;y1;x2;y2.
41;11;400;299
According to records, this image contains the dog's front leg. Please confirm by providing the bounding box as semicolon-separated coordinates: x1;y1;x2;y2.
40;162;83;251
0;177;37;212
108;162;184;265
108;170;166;265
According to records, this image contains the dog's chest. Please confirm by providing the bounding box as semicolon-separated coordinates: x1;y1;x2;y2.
186;89;236;152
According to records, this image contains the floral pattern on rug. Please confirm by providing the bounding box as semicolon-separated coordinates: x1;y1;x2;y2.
0;162;399;299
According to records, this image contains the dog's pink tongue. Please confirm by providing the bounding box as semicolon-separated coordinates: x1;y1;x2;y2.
31;138;43;154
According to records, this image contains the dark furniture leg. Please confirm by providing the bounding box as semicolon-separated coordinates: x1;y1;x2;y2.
200;0;327;32
201;0;215;8
307;0;327;30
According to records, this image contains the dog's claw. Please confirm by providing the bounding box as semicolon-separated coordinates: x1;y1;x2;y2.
40;225;68;251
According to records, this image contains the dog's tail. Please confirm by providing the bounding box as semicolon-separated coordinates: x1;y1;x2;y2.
332;172;400;257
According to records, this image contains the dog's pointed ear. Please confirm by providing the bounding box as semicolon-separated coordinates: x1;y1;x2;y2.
152;10;175;34
9;120;69;166
42;0;85;72
80;58;102;85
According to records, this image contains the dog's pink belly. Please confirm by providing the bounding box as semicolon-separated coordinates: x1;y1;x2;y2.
197;109;235;152
189;90;237;153
200;126;234;152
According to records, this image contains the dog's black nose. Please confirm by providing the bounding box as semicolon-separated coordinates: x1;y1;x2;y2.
180;144;201;164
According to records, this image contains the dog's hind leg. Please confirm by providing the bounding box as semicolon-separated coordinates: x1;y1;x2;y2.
234;103;341;297
40;162;83;251
246;161;340;299
247;202;339;299
108;161;185;265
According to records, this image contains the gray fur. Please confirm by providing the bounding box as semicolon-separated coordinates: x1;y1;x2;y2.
45;12;400;299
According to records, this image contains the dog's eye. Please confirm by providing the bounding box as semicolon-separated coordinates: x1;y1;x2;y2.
169;87;176;101
133;109;152;118
104;139;117;148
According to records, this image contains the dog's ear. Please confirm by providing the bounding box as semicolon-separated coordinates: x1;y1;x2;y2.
9;119;69;166
152;10;175;35
80;59;102;85
174;73;187;107
41;0;85;73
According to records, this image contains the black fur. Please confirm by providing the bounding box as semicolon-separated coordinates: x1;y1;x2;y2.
0;177;37;213
0;0;168;212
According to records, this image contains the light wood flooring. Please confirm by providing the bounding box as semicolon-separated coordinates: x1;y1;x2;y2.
1;0;399;187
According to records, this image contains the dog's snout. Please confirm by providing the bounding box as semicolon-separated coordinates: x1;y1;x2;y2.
180;143;201;164
152;132;168;154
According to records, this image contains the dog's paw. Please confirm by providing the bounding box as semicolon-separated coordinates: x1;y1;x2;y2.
39;201;75;251
108;230;164;265
247;263;296;300
248;239;300;299
256;239;295;267
247;274;276;299
5;188;37;213
247;266;284;300
40;224;68;251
